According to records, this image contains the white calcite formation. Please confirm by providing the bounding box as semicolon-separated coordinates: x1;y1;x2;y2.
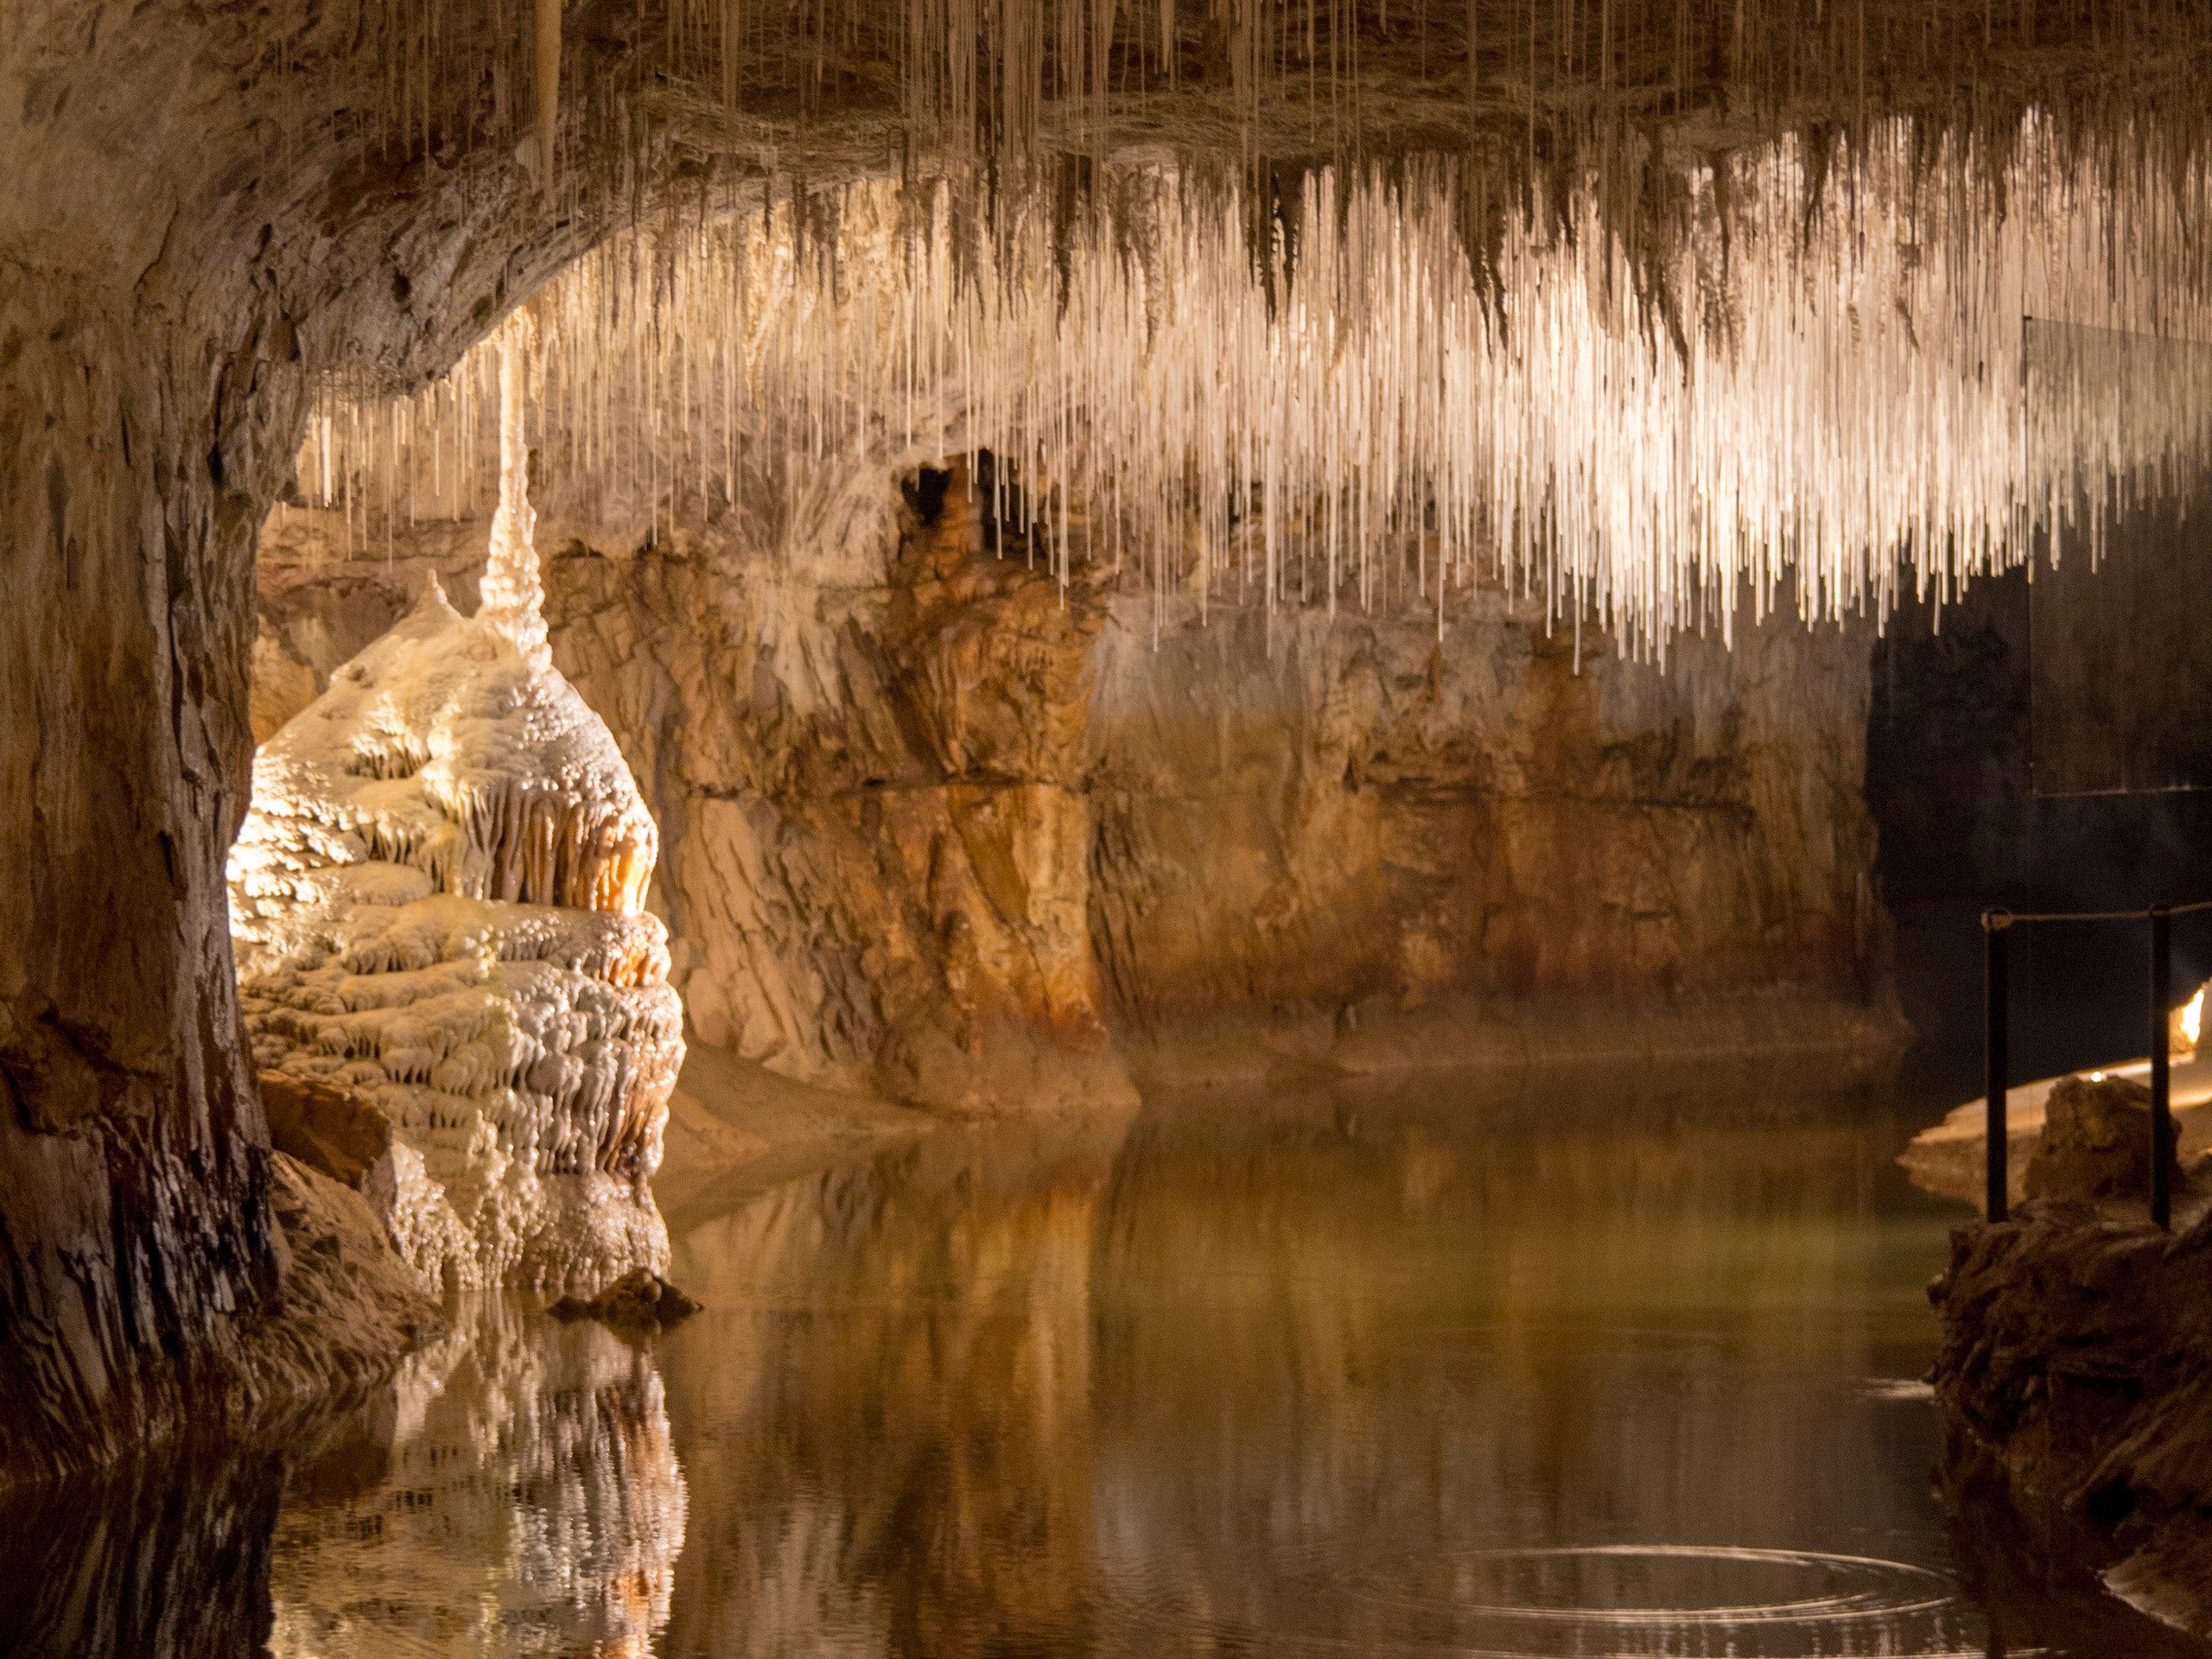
230;329;682;1296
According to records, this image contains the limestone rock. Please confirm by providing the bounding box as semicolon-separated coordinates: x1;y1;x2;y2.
2025;1073;2183;1205
548;1266;702;1332
1932;1206;2212;1641
267;1152;442;1343
260;1071;395;1192
229;574;683;1297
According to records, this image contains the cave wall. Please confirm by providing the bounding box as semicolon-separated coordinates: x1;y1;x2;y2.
1867;574;2212;1090
1085;581;1892;1076
0;0;722;1482
0;266;285;1480
253;469;1902;1109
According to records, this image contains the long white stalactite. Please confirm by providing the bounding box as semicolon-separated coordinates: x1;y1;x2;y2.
476;321;551;668
299;116;2212;658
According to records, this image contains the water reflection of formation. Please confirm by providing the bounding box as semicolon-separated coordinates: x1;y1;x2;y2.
12;1067;2199;1657
268;1300;686;1658
646;1071;2017;1657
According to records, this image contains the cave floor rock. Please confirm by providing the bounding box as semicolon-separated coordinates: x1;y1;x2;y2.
1933;1201;2212;1643
1901;1053;2212;1210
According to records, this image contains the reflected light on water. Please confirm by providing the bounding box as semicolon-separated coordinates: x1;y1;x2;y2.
10;1059;2202;1658
648;1067;2009;1658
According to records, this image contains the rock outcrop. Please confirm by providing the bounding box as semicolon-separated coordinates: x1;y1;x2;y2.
2024;1073;2187;1205
1933;1206;2212;1642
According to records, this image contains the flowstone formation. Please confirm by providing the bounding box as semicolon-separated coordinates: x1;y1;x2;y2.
229;334;683;1297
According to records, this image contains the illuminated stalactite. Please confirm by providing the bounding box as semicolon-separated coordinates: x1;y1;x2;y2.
300;119;2212;661
534;0;562;188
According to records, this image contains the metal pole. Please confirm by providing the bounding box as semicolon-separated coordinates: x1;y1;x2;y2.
2152;906;2173;1230
1985;910;2012;1224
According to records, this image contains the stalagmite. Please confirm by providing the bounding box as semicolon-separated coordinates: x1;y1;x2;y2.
230;322;683;1296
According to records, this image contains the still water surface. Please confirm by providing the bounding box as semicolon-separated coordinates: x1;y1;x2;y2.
14;1061;2205;1656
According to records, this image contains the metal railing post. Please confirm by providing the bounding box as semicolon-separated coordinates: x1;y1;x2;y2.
2152;905;2173;1230
1985;910;2012;1224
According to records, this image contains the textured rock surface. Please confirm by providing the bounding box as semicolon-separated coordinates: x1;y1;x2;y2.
0;0;714;1479
231;569;683;1296
260;1071;397;1192
2024;1073;2186;1205
254;465;1903;1107
1933;1207;2212;1642
0;244;288;1488
264;1150;444;1353
1084;575;1897;1079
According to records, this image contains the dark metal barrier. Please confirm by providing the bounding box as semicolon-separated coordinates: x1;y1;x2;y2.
1983;912;2009;1222
1981;899;2212;1230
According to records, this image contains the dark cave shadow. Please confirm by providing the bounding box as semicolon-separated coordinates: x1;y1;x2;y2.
0;1432;286;1659
1940;1435;2212;1659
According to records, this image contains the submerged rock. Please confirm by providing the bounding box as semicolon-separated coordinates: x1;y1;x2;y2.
548;1267;701;1332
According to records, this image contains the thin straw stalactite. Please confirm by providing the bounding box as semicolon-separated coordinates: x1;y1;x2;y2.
300;99;2212;661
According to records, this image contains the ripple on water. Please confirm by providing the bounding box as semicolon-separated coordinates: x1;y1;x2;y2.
1103;1544;2027;1658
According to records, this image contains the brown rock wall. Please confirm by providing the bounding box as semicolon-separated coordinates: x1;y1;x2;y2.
252;467;1901;1112
1088;590;1896;1072
1932;1205;2212;1640
0;269;289;1481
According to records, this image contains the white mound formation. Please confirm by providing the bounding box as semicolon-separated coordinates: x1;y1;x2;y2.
231;327;682;1296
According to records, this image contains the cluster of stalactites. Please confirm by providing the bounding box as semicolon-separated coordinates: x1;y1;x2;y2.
449;772;655;917
319;0;2212;194
295;117;2212;660
343;770;657;918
